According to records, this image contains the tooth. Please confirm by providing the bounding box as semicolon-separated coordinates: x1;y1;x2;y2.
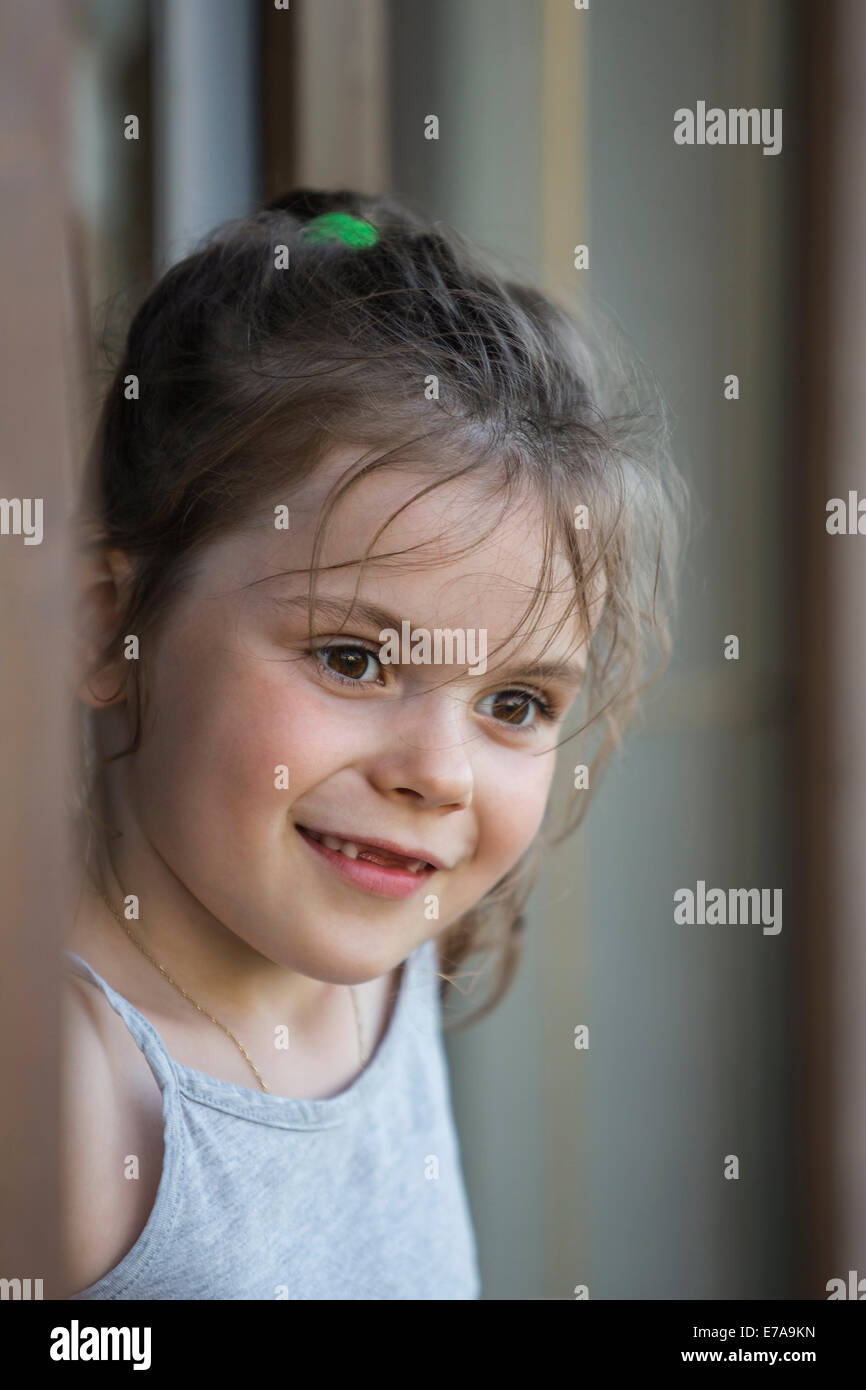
405;860;426;873
341;843;360;859
323;836;342;851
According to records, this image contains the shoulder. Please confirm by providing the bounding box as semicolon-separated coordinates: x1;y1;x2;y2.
61;971;165;1295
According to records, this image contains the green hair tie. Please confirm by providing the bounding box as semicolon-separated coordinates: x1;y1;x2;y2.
300;212;379;249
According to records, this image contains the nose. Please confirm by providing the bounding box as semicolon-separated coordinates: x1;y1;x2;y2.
367;692;474;810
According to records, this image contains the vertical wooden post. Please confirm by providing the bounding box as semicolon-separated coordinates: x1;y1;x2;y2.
263;0;389;197
797;0;834;1299
825;0;866;1283
538;0;590;1301
0;0;79;1300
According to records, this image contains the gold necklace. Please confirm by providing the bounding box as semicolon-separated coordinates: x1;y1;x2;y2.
99;891;368;1092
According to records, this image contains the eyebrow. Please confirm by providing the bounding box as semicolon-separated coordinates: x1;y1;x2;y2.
266;592;587;685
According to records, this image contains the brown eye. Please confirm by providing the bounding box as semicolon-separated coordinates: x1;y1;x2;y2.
489;692;533;725
316;645;380;683
476;687;557;731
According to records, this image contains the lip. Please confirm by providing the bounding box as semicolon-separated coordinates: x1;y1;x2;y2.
296;825;438;901
296;824;449;871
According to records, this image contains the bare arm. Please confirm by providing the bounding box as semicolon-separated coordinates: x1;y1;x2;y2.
60;976;164;1295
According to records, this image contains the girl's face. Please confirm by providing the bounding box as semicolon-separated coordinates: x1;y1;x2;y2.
119;449;590;982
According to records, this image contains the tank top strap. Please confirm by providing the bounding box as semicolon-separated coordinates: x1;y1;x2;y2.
63;950;179;1096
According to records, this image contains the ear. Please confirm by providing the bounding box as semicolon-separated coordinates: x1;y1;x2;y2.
76;548;137;709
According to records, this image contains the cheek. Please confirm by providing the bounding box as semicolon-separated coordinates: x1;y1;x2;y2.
129;638;292;840
130;643;354;845
475;752;555;872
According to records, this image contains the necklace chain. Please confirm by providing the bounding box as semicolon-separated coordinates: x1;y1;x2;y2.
99;892;368;1093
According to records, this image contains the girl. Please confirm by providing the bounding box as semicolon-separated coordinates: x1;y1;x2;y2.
62;188;685;1300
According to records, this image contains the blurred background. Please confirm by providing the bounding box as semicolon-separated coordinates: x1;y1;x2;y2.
2;0;864;1300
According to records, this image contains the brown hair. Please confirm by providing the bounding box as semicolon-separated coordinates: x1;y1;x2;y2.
79;187;688;1030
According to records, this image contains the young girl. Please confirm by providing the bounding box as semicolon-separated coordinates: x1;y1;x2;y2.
62;188;684;1300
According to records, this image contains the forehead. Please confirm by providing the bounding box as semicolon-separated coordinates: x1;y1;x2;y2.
206;445;593;653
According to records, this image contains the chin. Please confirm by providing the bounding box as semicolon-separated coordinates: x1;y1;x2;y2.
257;925;405;985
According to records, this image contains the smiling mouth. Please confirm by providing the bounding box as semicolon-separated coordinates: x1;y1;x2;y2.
296;825;434;874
